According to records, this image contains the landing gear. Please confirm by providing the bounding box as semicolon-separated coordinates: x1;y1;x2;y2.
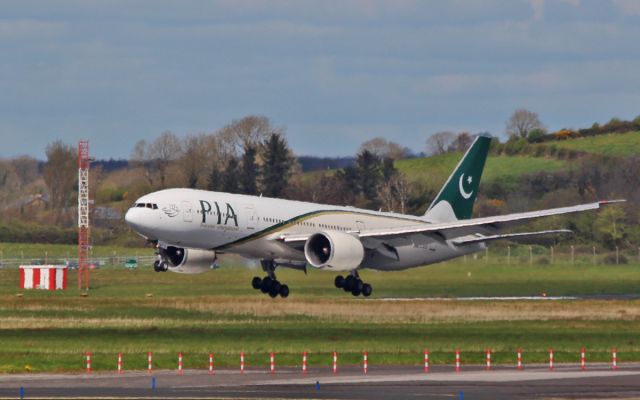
251;260;290;298
153;259;168;272
334;271;372;297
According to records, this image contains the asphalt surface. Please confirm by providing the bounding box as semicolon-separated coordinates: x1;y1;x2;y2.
1;364;640;399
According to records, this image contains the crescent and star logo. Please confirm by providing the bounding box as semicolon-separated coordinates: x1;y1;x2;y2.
458;174;474;199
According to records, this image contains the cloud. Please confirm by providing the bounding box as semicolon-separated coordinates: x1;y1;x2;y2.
531;0;545;20
612;0;640;15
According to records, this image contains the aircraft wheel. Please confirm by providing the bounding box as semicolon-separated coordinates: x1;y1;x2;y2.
362;283;373;297
334;275;345;289
354;280;364;292
260;277;273;293
153;260;161;272
271;280;282;295
269;286;280;298
279;284;290;298
251;276;262;290
351;287;362;297
160;261;169;272
345;275;357;291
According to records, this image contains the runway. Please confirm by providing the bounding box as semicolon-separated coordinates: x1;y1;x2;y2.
1;364;640;399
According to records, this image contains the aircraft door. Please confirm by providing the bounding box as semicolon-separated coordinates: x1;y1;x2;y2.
244;205;257;230
182;201;193;222
356;220;366;232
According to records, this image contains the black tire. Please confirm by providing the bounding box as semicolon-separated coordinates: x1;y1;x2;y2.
355;280;364;292
160;262;169;272
345;275;357;291
334;275;345;289
271;281;282;295
251;276;262;290
279;284;290;298
153;260;161;272
351;288;362;297
260;277;273;293
269;286;279;298
362;283;373;297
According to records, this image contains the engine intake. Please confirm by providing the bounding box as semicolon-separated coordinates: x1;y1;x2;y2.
304;231;364;271
160;246;216;274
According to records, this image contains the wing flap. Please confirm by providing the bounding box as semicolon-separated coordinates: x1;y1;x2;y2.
452;229;573;246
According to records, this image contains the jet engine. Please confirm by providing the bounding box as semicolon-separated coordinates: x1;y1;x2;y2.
156;246;216;274
304;231;365;271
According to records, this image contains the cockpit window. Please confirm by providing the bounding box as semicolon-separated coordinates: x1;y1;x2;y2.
134;203;158;209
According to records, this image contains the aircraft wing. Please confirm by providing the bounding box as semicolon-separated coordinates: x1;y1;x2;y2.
358;200;623;241
276;200;623;248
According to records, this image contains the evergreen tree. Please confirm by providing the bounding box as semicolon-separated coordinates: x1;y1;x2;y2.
240;144;259;195
207;163;222;191
261;134;293;197
356;150;382;202
221;157;240;193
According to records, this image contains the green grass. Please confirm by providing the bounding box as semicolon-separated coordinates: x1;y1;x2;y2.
1;256;640;373
396;154;568;191
547;131;640;157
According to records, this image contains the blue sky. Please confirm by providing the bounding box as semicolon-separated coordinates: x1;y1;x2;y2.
1;0;639;159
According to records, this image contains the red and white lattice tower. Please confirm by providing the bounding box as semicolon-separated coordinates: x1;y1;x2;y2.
78;140;90;290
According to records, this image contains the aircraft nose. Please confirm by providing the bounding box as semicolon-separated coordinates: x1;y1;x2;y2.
125;207;146;232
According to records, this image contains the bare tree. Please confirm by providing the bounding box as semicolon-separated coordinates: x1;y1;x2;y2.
42;141;77;213
148;131;182;188
11;156;39;185
449;132;474;152
177;134;211;188
426;131;455;155
506;108;545;139
359;137;408;160
217;115;283;156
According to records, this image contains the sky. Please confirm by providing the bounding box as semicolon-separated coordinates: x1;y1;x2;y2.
1;0;639;159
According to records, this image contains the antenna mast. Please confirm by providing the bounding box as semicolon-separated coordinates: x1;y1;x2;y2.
78;140;90;291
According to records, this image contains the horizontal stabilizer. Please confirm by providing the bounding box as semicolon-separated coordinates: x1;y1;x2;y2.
452;229;573;246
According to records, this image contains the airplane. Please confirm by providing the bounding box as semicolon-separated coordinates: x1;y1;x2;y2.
125;135;621;298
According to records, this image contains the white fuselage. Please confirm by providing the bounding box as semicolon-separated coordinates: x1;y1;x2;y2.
125;188;483;271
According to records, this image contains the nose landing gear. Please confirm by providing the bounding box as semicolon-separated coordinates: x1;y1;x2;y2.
251;260;289;298
334;271;372;297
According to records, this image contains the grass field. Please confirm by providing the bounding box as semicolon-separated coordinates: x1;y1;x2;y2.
1;253;640;373
547;131;640;157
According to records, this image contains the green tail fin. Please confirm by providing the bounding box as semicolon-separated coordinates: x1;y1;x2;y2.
424;135;491;221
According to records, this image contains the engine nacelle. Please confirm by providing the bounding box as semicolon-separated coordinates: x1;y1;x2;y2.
304;231;365;271
159;246;216;274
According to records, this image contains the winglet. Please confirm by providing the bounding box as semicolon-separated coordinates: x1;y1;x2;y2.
598;199;626;206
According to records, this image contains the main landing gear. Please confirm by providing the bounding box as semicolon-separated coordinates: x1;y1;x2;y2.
334;271;372;297
251;260;290;298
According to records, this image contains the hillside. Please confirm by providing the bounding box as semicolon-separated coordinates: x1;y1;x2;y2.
396;153;568;190
546;131;640;156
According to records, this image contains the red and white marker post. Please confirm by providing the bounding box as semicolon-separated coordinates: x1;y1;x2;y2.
178;352;184;375
549;348;554;370
332;351;338;374
302;351;308;374
612;348;618;370
209;353;214;375
117;352;123;374
86;352;91;374
424;349;430;373
580;347;586;370
240;352;245;373
455;349;460;372
486;349;491;371
270;352;275;374
363;351;368;374
517;348;523;371
148;352;153;375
